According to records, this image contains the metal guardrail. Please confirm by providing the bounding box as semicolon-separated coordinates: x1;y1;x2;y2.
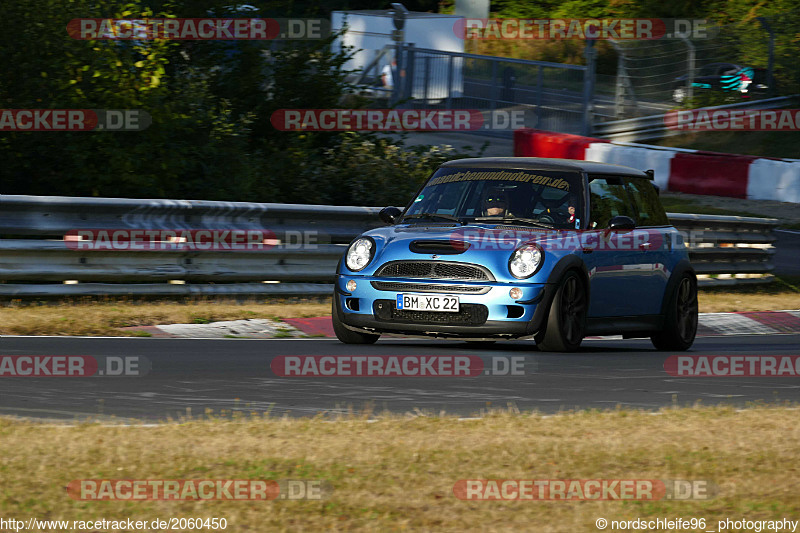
593;95;798;142
0;195;779;296
668;213;778;287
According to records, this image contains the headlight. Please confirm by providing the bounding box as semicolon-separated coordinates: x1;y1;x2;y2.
508;244;543;279
346;237;375;272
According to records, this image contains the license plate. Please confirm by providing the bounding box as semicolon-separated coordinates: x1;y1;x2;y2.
396;294;460;312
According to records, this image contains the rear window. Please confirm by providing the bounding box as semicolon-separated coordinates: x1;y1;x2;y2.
625;178;669;226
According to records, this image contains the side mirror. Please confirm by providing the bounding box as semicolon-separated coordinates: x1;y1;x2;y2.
379;206;403;225
608;215;636;230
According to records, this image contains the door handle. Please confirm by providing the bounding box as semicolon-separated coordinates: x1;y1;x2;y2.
639;242;651;250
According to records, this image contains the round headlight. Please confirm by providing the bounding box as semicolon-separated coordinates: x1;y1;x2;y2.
509;244;543;279
346;237;375;272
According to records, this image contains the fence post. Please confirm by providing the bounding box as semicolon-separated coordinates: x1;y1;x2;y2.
610;40;638;118
582;39;596;136
423;56;431;103
392;42;403;106
536;65;543;111
403;43;415;104
756;17;776;98
682;36;695;103
446;54;454;109
490;60;498;111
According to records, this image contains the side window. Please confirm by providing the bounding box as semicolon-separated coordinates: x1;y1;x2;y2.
625;178;669;226
588;176;635;229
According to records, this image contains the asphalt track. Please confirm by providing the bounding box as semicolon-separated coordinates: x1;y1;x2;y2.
1;334;799;422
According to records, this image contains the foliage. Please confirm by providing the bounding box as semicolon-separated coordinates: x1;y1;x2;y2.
2;0;796;204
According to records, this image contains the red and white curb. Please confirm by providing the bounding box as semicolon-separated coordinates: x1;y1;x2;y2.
120;319;305;339
514;128;800;203
123;311;800;339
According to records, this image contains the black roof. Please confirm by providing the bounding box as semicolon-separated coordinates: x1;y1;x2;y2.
440;157;652;179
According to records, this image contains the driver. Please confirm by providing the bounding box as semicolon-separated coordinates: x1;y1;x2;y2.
481;187;515;218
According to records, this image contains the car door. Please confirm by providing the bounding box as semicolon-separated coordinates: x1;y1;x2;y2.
584;175;641;318
623;177;671;315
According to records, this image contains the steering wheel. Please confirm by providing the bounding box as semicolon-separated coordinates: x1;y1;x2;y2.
537;214;555;224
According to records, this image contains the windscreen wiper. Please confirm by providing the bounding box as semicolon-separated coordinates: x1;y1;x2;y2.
472;217;554;229
402;213;463;224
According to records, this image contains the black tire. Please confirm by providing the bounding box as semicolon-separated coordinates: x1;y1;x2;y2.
332;295;379;344
535;271;587;352
651;274;698;351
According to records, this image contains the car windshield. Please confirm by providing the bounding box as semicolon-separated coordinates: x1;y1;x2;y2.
403;167;585;229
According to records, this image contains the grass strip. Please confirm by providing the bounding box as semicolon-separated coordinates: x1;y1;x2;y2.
0;405;798;531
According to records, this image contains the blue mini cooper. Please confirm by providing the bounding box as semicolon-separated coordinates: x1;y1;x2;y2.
333;158;698;352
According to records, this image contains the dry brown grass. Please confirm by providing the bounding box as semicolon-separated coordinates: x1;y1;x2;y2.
698;292;800;313
699;277;800;313
0;299;331;336
1;406;799;531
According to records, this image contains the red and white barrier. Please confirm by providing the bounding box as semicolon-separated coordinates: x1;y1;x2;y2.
513;129;800;203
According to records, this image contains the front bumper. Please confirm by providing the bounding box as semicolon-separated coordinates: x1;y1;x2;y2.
335;274;555;339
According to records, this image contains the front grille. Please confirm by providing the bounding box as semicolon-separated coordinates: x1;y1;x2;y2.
375;261;493;281
373;299;489;326
371;281;490;294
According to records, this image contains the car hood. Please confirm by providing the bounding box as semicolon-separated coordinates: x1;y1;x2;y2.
353;223;578;282
362;223;584;261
